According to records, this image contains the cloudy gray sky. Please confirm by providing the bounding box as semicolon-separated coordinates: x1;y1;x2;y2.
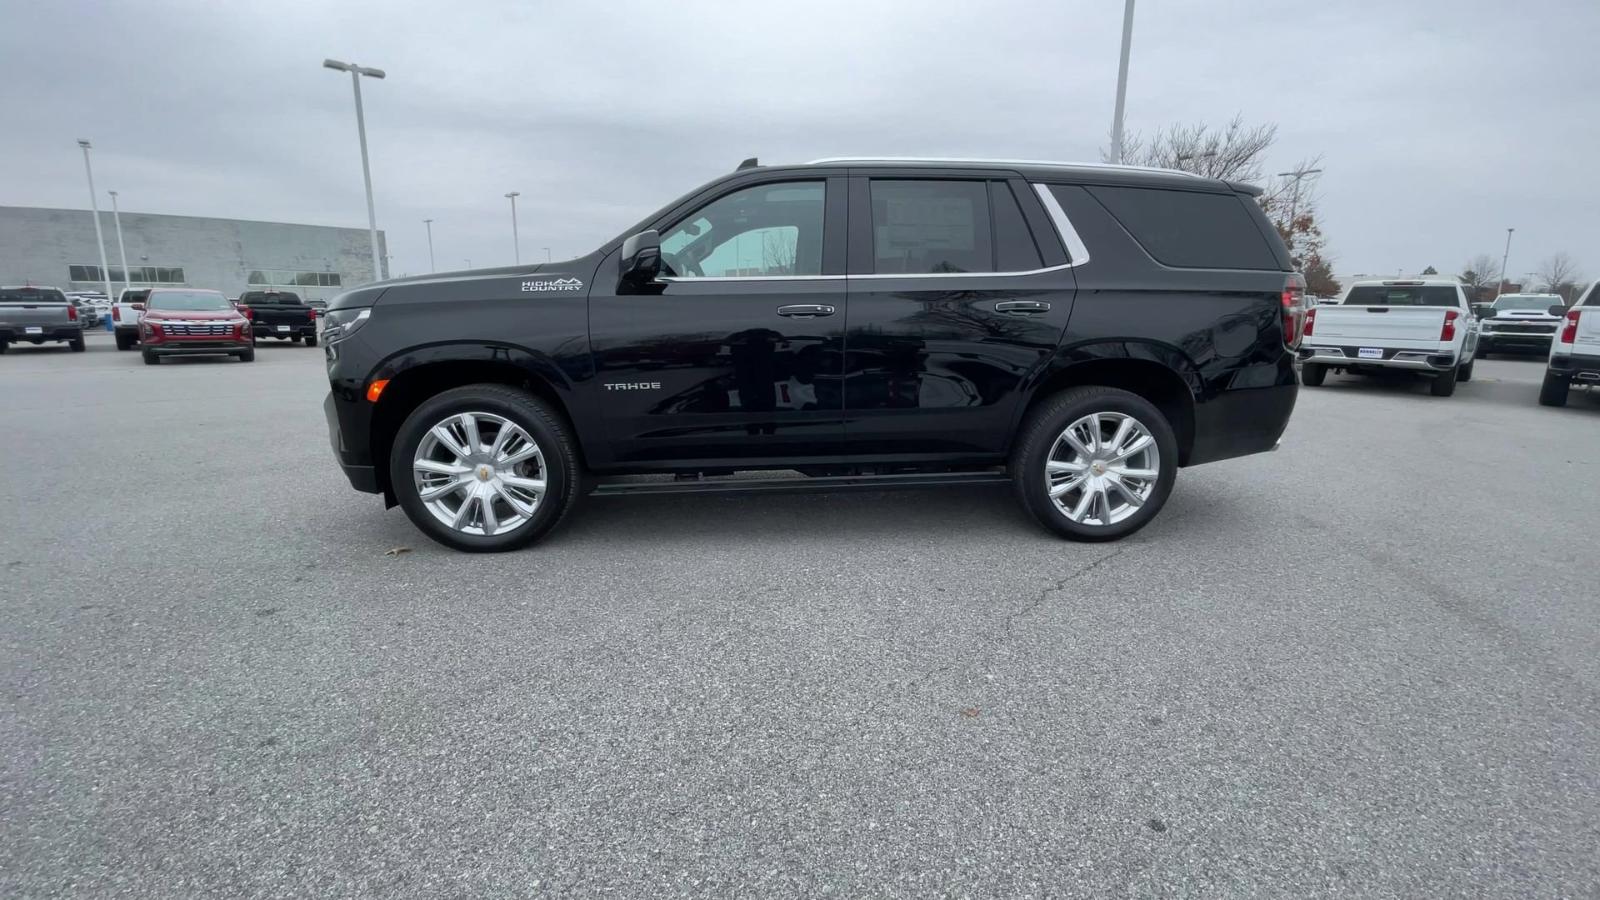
4;0;1596;283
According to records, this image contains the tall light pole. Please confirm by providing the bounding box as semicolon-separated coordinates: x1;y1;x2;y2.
1275;166;1324;252
423;218;436;273
323;58;386;281
108;190;131;294
1497;227;1514;297
76;140;115;302
543;247;551;263
505;191;521;264
1108;0;1137;164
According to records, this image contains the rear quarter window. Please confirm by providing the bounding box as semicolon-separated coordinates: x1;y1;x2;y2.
1083;186;1281;270
1344;285;1460;307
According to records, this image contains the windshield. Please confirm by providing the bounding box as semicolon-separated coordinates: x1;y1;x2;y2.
148;290;232;311
1492;295;1558;311
1343;285;1459;307
0;288;67;303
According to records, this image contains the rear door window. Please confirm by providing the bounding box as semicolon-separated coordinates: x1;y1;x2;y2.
869;180;993;274
990;182;1043;272
1344;285;1460;307
1082;185;1280;270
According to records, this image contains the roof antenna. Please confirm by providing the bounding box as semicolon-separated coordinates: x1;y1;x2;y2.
736;157;759;171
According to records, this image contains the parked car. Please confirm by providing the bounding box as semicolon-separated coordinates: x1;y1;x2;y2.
1478;292;1565;357
112;288;151;350
306;298;329;317
237;290;319;345
0;285;85;353
322;156;1303;551
70;297;101;329
138;288;254;365
1299;278;1478;396
1540;283;1599;407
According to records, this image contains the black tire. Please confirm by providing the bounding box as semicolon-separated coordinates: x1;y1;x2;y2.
1300;363;1327;387
1430;364;1459;397
389;384;582;552
1476;345;1490;359
1457;357;1474;382
0;340;8;355
289;335;302;344
238;346;255;362
304;334;318;347
141;349;159;366
1539;371;1570;407
115;331;134;351
69;334;86;352
1011;386;1179;542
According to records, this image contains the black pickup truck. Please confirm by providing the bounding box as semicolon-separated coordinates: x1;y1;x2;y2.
238;290;318;346
322;157;1302;552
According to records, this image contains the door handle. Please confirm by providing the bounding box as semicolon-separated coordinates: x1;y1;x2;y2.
993;299;1051;314
776;304;836;318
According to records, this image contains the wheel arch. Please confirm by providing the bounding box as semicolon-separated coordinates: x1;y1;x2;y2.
1018;341;1200;465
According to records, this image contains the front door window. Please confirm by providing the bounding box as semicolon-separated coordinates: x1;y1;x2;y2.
659;182;825;278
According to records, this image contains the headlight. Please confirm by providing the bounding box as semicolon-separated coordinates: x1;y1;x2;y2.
322;307;371;343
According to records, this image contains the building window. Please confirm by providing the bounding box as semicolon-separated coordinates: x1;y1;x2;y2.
247;269;342;287
69;265;186;284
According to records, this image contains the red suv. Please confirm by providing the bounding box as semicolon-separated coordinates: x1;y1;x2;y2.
139;288;254;365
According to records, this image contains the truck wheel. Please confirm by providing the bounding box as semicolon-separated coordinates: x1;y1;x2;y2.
69;334;86;352
1539;371;1570;407
141;349;159;366
304;334;318;347
389;384;582;552
1010;386;1178;542
115;331;133;351
1430;364;1459;397
1457;357;1474;382
0;339;8;355
1300;363;1326;387
290;335;302;344
238;346;255;363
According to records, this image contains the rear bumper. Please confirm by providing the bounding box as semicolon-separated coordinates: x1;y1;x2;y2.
1187;377;1298;467
1299;345;1457;371
1549;353;1600;381
0;325;82;342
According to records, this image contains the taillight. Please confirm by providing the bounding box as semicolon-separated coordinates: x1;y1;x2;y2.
112;306;121;322
1440;309;1459;342
1303;307;1317;337
67;304;78;321
1281;275;1307;349
240;307;252;320
307;308;317;321
1560;309;1581;344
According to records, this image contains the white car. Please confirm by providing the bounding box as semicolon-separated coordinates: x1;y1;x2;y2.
1478;292;1565;357
1540;283;1599;407
1298;279;1479;396
111;288;151;350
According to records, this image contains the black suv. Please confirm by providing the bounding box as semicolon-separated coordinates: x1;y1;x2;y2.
322;158;1302;551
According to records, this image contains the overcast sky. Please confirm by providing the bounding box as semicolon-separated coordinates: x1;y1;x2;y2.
3;0;1595;284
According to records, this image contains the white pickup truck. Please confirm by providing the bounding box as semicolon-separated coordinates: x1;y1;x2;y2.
1540;282;1599;407
111;288;151;350
1478;292;1565;357
1298;279;1479;397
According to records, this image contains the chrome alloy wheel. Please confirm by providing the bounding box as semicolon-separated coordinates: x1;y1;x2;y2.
1044;411;1161;527
412;411;546;537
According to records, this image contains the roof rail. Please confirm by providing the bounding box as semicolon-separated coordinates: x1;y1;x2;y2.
804;156;1204;178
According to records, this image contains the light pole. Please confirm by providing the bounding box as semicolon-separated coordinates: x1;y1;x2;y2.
323;58;386;281
505;191;521;264
1497;227;1514;297
1275;166;1324;249
543;247;551;263
464;258;472;269
1108;0;1136;164
423;219;436;272
108;190;131;294
76;140;115;303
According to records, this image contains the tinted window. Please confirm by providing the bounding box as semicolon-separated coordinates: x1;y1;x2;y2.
148;291;231;311
241;291;303;304
990;182;1042;272
870;180;992;274
1083;186;1279;270
1344;285;1460;307
659;181;825;278
1491;295;1560;311
0;288;67;303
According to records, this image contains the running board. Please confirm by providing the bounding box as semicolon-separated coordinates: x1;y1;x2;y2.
589;470;1011;497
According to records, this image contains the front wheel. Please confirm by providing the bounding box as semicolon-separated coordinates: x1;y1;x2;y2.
238;346;255;362
141;349;159;366
1011;386;1179;542
1539;371;1570;407
390;385;582;552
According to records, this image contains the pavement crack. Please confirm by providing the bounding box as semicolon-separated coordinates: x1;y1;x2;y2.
1001;547;1128;638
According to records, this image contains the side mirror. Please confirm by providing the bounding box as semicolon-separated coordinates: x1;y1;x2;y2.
131;303;145;311
1549;304;1567;317
619;230;662;285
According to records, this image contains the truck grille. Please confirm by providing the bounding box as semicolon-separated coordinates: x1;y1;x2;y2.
1489;323;1556;334
164;322;234;336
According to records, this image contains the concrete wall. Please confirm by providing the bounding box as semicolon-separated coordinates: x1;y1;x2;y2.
0;206;387;302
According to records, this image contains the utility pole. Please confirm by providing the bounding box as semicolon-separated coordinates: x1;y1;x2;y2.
1275;166;1324;254
1109;0;1136;164
323;59;387;281
423;219;436;273
505;191;521;264
109;190;131;293
1497;227;1514;297
77;141;115;303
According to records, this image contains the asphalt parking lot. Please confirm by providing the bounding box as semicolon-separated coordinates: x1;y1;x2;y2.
3;332;1597;898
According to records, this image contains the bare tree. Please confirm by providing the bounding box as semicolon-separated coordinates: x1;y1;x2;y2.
1105;114;1278;183
1459;253;1499;292
1537;252;1578;293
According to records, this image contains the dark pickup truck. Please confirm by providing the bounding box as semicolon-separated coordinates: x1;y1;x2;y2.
238;290;318;346
322;157;1303;552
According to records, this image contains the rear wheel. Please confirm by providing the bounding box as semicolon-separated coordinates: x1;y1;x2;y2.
1539;371;1570;407
1011;386;1178;542
0;339;8;354
1457;357;1474;382
290;335;302;344
304;334;318;347
141;349;159;366
1300;363;1327;387
1430;364;1459;397
115;331;134;351
69;334;86;352
390;385;582;552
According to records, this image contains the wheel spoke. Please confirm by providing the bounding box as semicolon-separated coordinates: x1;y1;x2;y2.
500;443;542;466
1097;485;1115;524
418;478;465;501
414;458;470;476
479;491;500;535
1111;435;1154;463
1049;474;1086;498
1086;414;1103;452
1106;473;1144;508
451;493;477;529
495;484;537;517
500;474;546;495
431;424;470;461
1061;428;1094;461
1047;459;1088;475
1106;417;1135;457
460;414;482;454
1110;466;1157;480
1069;487;1096;522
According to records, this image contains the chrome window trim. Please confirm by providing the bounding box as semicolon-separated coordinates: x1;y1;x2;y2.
658;274;845;283
1032;184;1091;267
806;156;1202;179
849;263;1075;281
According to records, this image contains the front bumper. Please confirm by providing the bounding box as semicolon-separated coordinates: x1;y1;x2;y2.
0;325;83;342
1481;329;1556;348
1299;345;1457;371
145;339;250;356
325;391;380;493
